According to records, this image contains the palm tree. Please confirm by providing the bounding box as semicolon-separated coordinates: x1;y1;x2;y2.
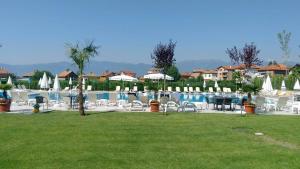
66;41;99;116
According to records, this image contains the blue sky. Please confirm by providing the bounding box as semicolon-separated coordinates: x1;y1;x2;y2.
0;0;300;65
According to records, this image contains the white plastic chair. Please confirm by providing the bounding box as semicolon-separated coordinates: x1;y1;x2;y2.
124;87;129;92
183;87;188;93
115;86;121;92
87;85;92;91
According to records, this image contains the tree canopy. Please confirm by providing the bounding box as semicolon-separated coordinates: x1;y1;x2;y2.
151;40;176;74
32;70;54;81
226;43;262;69
166;65;181;81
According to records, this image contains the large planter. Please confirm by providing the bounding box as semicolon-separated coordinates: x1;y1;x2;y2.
0;99;11;112
244;103;255;114
150;101;159;112
32;108;39;113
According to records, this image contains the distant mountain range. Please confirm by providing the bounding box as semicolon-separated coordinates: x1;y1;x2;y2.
0;59;297;77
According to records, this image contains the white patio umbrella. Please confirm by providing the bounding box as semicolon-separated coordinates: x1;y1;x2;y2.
53;74;61;91
294;79;300;90
109;73;138;82
40;72;49;89
214;80;219;88
262;79;266;90
203;80;206;88
38;78;42;86
143;73;174;80
82;78;86;90
69;77;73;85
109;73;138;90
48;78;52;85
7;76;13;85
264;75;273;92
281;80;286;91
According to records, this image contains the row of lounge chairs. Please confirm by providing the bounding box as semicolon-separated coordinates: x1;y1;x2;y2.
113;86;232;93
11;89;298;114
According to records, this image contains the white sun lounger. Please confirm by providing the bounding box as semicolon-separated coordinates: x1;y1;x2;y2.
195;87;200;92
87;85;92;91
189;87;194;92
115;86;121;92
124;87;130;92
167;86;172;92
176;87;181;92
183;87;188;92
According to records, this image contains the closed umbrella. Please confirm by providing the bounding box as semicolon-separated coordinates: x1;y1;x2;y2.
264;75;273;92
294;79;300;90
53;74;61;91
281;80;286;91
203;80;206;88
262;79;266;90
48;78;52;85
214;80;219;88
82;78;86;90
7;76;12;85
40;72;49;89
38;78;42;86
69;77;72;85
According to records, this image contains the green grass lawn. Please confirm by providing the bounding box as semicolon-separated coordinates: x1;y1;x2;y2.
0;111;300;169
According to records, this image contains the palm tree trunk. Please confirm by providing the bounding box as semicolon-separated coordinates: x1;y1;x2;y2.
163;74;166;96
78;75;85;116
163;74;167;115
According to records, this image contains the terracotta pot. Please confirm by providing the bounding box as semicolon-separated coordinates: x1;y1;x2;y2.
32;108;39;113
244;104;255;114
150;101;159;112
0;99;11;112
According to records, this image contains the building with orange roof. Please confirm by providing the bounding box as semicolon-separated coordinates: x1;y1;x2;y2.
192;68;218;81
83;72;98;80
58;70;78;80
119;70;136;77
180;72;192;80
147;68;161;74
257;64;289;76
99;71;116;82
0;67;11;79
217;64;260;80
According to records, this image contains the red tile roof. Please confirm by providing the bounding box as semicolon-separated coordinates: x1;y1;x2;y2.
100;71;115;77
0;68;9;75
258;64;289;71
193;68;217;74
218;64;260;70
58;70;76;78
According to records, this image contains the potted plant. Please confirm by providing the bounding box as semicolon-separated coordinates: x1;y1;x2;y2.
150;100;159;112
244;93;256;114
32;103;40;113
0;84;12;112
242;84;259;114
